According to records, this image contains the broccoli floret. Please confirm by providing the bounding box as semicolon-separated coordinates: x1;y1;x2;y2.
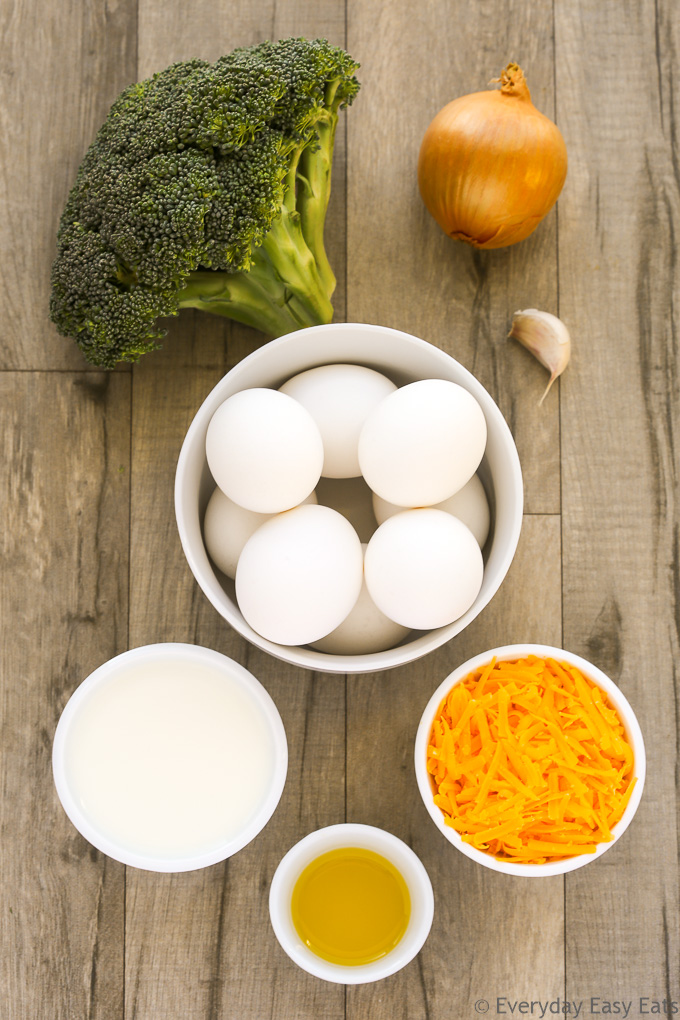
50;39;360;368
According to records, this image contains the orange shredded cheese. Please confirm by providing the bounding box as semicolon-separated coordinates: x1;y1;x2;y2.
427;656;636;864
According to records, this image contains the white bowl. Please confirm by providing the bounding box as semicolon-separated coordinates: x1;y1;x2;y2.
175;322;523;673
52;643;288;872
414;643;646;877
268;823;434;983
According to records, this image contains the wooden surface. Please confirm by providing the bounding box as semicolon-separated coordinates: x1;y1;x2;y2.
0;0;677;1017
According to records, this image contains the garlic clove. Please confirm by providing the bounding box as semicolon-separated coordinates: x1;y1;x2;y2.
508;308;571;405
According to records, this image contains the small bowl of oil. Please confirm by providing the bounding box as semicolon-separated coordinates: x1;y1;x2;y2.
268;823;434;984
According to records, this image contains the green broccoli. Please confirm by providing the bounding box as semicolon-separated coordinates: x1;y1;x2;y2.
50;38;360;368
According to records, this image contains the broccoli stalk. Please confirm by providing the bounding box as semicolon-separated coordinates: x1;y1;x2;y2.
178;82;343;334
297;79;344;297
50;39;359;368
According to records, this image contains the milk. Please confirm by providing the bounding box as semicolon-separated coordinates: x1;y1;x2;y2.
63;655;276;859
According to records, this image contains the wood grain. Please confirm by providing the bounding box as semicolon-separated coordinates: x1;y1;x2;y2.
125;351;347;1020
0;373;130;1018
0;0;137;370
346;514;564;1020
135;0;349;372
556;0;680;1005
346;0;561;515
2;0;679;1015
125;5;349;1018
346;0;564;1014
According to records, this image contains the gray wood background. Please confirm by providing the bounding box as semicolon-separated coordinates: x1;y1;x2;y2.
1;0;678;1017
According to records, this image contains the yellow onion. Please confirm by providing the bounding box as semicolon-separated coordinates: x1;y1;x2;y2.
418;63;567;249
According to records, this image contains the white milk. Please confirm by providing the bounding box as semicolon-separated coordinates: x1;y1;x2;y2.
63;656;276;859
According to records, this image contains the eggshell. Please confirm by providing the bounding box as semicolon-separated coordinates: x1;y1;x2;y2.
235;504;363;646
279;364;396;478
206;388;323;513
364;509;483;630
310;545;411;654
358;379;487;507
372;473;490;549
203;487;317;579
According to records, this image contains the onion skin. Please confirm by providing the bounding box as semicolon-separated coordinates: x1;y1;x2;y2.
418;64;567;249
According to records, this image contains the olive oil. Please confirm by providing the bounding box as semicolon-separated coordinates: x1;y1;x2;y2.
291;847;411;965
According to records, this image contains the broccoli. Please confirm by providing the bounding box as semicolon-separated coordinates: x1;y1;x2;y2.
50;38;360;368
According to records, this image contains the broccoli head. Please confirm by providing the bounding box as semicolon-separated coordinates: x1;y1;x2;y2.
50;38;360;368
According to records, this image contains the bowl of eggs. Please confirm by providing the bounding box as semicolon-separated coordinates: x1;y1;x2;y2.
175;322;523;673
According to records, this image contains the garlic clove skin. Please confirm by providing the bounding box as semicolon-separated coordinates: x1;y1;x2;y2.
508;308;572;405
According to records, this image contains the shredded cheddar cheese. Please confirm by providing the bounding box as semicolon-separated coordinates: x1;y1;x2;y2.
427;656;636;864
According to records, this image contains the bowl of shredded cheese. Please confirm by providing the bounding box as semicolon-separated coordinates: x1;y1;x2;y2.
414;644;645;876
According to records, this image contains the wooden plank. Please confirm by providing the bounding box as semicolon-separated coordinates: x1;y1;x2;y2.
347;0;561;514
346;514;563;1019
125;352;347;1019
556;0;680;1005
345;0;564;1014
8;1;676;1017
136;0;349;370
0;0;137;370
127;7;350;1011
0;372;130;1018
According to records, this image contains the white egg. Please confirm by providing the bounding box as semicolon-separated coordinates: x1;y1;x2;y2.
235;504;363;646
358;379;487;507
314;475;378;543
279;364;397;478
310;545;411;655
206;388;323;513
203;487;317;579
364;509;483;630
372;473;490;549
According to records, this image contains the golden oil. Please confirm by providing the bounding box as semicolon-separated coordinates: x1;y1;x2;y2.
291;847;411;966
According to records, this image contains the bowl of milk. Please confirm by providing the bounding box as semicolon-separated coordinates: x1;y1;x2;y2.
52;644;288;872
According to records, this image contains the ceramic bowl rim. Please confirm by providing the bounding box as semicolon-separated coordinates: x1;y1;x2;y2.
175;322;524;673
52;642;288;872
268;822;434;983
414;643;646;877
